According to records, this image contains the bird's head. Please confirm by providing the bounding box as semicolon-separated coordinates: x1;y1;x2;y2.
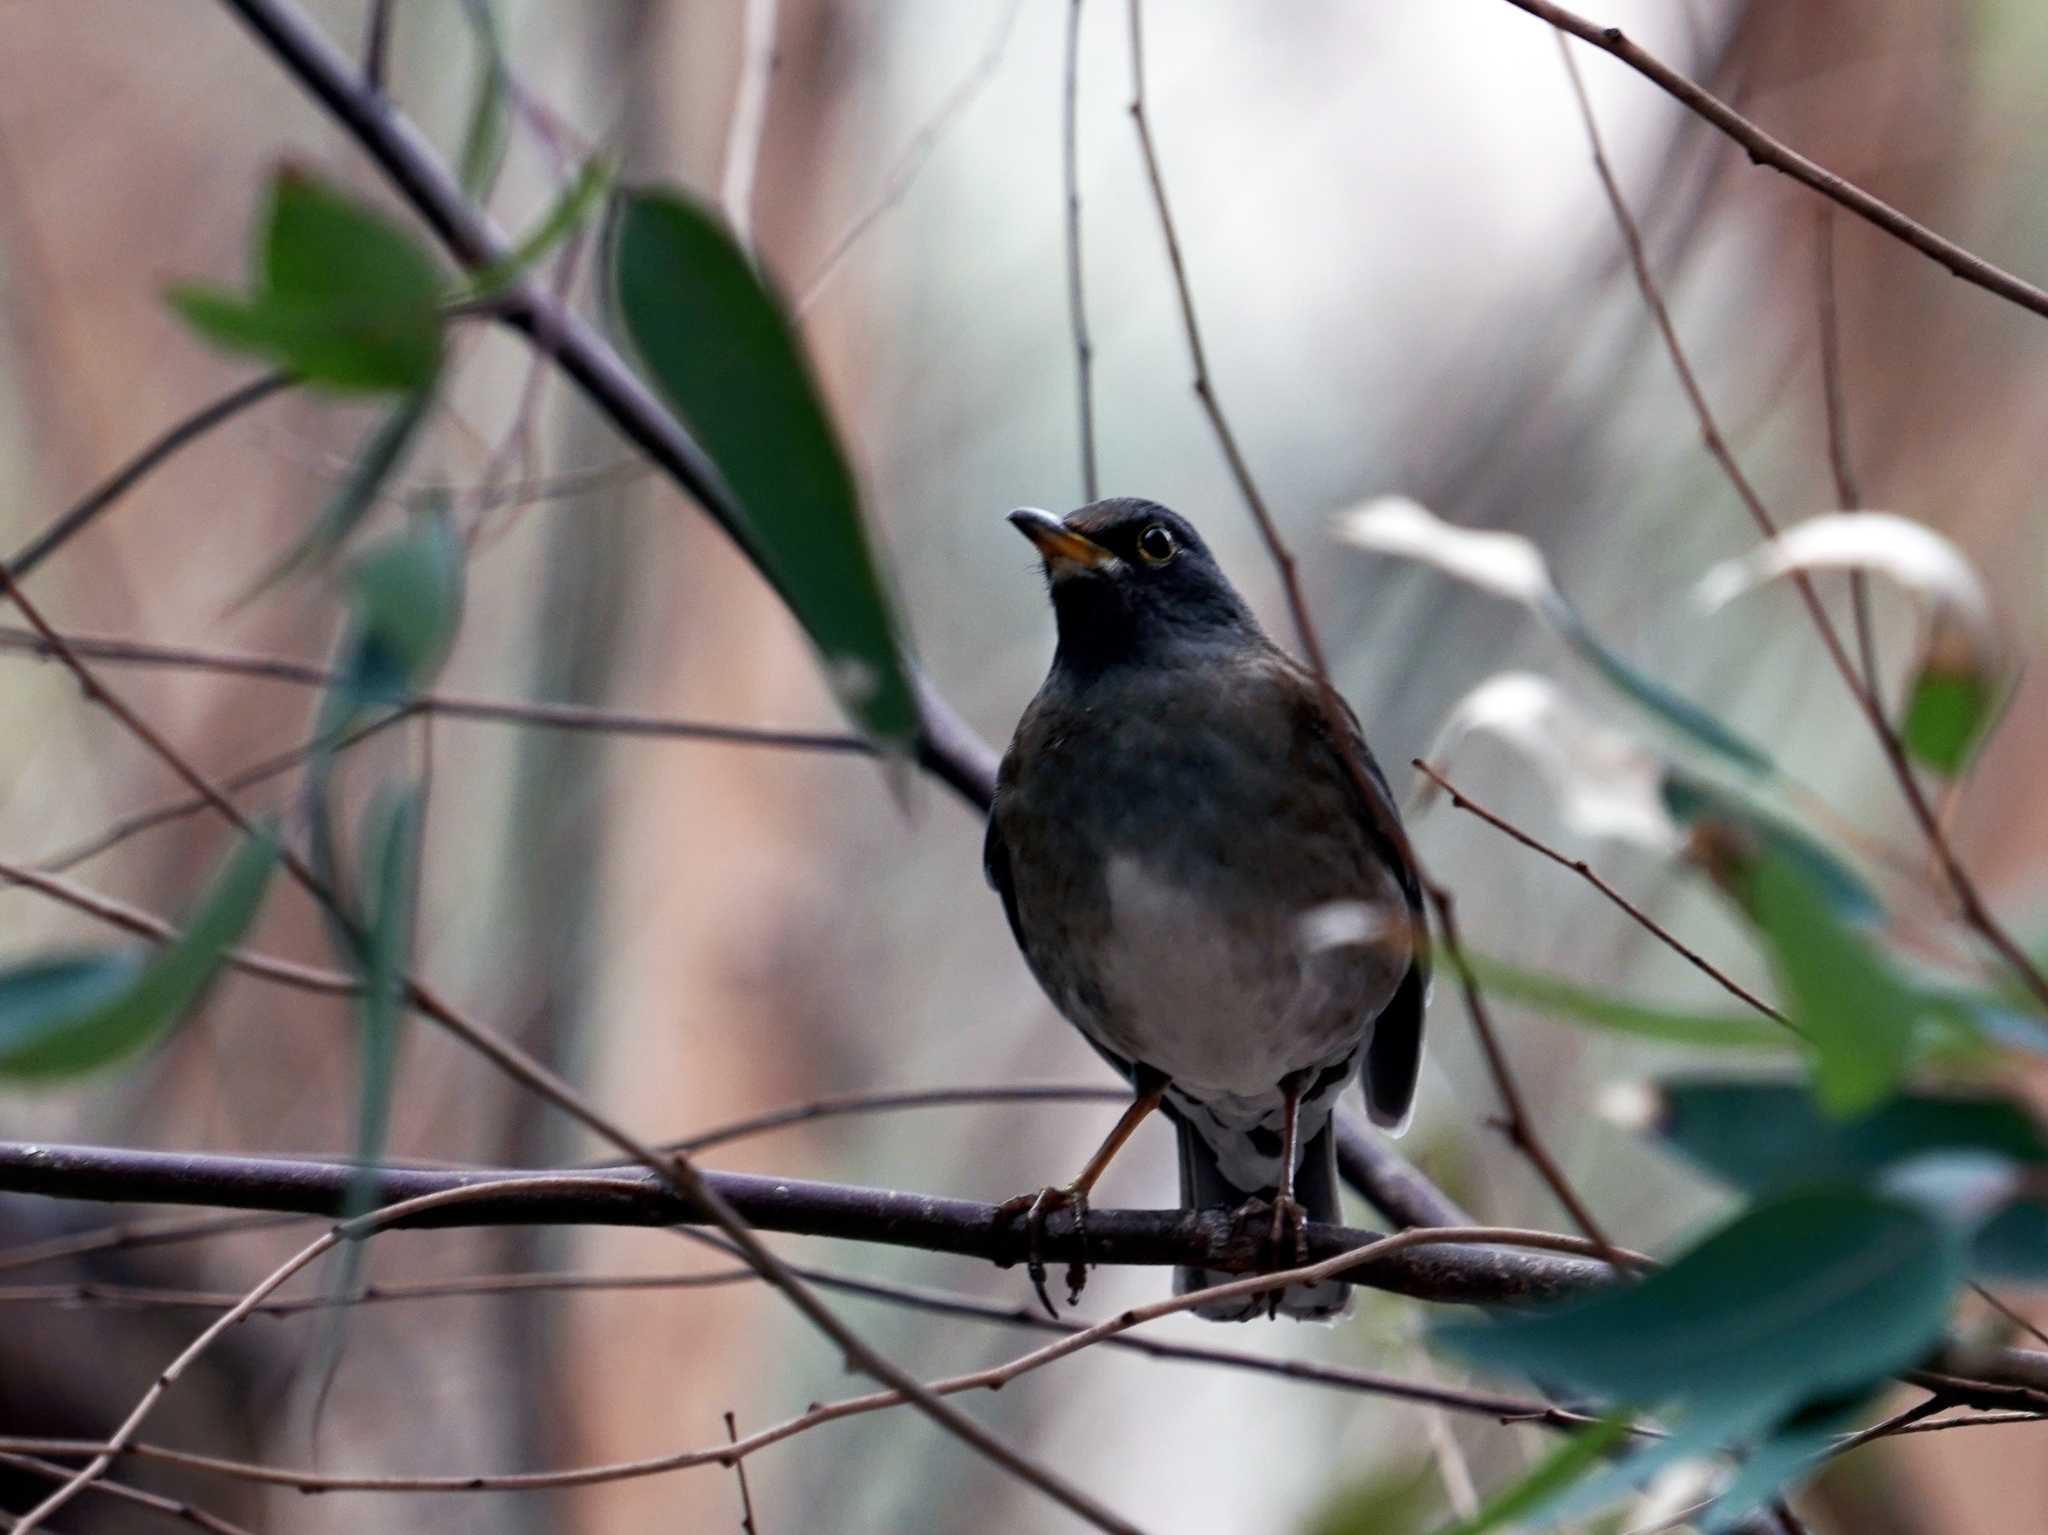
1009;498;1261;674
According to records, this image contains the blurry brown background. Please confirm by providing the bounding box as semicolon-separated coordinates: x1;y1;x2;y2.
1;2;2044;1531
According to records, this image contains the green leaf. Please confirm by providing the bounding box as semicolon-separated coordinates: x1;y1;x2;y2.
0;832;280;1078
1435;1190;1965;1428
338;504;465;713
1649;1079;2048;1197
1749;853;1919;1116
244;389;434;599
1305;1460;1443;1535
167;169;444;393
611;188;917;748
456;1;509;201
1664;776;1882;924
351;783;420;1186
1427;1418;1629;1535
462;155;614;299
1554;604;1775;776
1900;664;1997;776
1470;954;1794;1050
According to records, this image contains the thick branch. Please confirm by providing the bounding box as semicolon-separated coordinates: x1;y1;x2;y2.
0;1140;1610;1307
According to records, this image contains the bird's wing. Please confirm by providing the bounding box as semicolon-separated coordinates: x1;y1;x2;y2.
1285;662;1432;1132
982;801;1028;954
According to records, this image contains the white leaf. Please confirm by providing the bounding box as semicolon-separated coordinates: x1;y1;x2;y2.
1420;673;1682;852
1331;497;1559;609
1694;512;1998;660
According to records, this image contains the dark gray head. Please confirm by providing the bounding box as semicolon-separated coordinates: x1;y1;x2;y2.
1008;498;1262;675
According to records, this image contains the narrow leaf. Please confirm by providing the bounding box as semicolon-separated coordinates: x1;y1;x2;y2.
1427;1418;1628;1535
1900;654;1999;777
1749;853;1917;1116
456;0;509;201
0;832;280;1078
244;389;434;598
463;155;614;299
611;188;917;748
1664;776;1882;924
1471;956;1792;1051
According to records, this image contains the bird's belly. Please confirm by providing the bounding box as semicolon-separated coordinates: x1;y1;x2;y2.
1081;851;1407;1099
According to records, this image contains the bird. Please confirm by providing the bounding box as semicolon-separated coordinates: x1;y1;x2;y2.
985;497;1429;1321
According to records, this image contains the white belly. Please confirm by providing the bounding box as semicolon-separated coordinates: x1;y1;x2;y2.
1086;852;1409;1100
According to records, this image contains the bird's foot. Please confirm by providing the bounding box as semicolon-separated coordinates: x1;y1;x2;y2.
993;1183;1090;1317
1226;1194;1310;1319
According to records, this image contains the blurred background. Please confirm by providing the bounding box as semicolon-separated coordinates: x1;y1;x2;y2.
2;1;2044;1530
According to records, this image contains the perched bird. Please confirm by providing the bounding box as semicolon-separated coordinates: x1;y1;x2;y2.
986;498;1428;1321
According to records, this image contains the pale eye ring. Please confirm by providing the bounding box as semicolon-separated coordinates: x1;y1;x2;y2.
1136;524;1177;564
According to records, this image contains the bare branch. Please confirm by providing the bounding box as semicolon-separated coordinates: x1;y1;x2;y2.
0;1140;1625;1306
1064;0;1098;498
1412;758;1793;1031
4;371;292;581
0;1450;254;1535
1500;0;2048;323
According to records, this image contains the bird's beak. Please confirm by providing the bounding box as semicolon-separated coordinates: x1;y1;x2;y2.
1008;507;1115;577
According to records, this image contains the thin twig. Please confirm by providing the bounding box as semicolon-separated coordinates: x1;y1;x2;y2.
1128;0;1623;1268
0;1451;255;1535
361;0;392;92
1412;758;1794;1031
722;1412;758;1534
5;1176;592;1532
4;371;293;580
1812;205;1879;691
1973;1282;2048;1350
1550;30;2048;1014
795;0;1025;313
1064;0;1098;499
0;626;869;753
0;1227;1615;1498
1499;0;2048;322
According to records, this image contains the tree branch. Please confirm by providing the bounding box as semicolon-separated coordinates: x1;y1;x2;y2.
0;1140;1618;1307
1500;0;2048;323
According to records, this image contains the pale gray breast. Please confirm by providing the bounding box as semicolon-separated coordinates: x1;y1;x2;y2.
1086;849;1410;1099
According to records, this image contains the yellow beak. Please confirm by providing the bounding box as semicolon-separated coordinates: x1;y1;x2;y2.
1009;507;1116;576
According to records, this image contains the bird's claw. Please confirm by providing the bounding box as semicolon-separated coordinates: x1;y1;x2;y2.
994;1183;1090;1317
1226;1193;1310;1319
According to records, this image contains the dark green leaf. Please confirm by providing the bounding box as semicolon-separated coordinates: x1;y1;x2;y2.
1470;954;1793;1051
1552;603;1774;775
0;832;280;1078
1749;853;1918;1116
1975;1200;2048;1281
1435;1190;1964;1423
1649;1079;2048;1196
166;169;443;393
1427;1419;1628;1535
1900;665;1997;776
611;188;917;748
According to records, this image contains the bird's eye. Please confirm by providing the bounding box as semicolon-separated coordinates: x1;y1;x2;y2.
1135;524;1177;564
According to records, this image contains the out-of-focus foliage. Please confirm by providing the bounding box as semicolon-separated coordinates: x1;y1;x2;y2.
0;831;279;1078
168;168;447;393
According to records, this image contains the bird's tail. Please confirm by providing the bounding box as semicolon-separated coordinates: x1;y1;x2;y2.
1173;1117;1351;1322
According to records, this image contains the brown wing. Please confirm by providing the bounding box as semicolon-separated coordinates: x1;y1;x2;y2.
1282;659;1431;1130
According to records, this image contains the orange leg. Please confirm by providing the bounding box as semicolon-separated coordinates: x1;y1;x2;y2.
997;1085;1164;1316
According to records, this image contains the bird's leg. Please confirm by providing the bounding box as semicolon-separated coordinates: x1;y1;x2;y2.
1264;1070;1312;1319
995;1084;1163;1316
